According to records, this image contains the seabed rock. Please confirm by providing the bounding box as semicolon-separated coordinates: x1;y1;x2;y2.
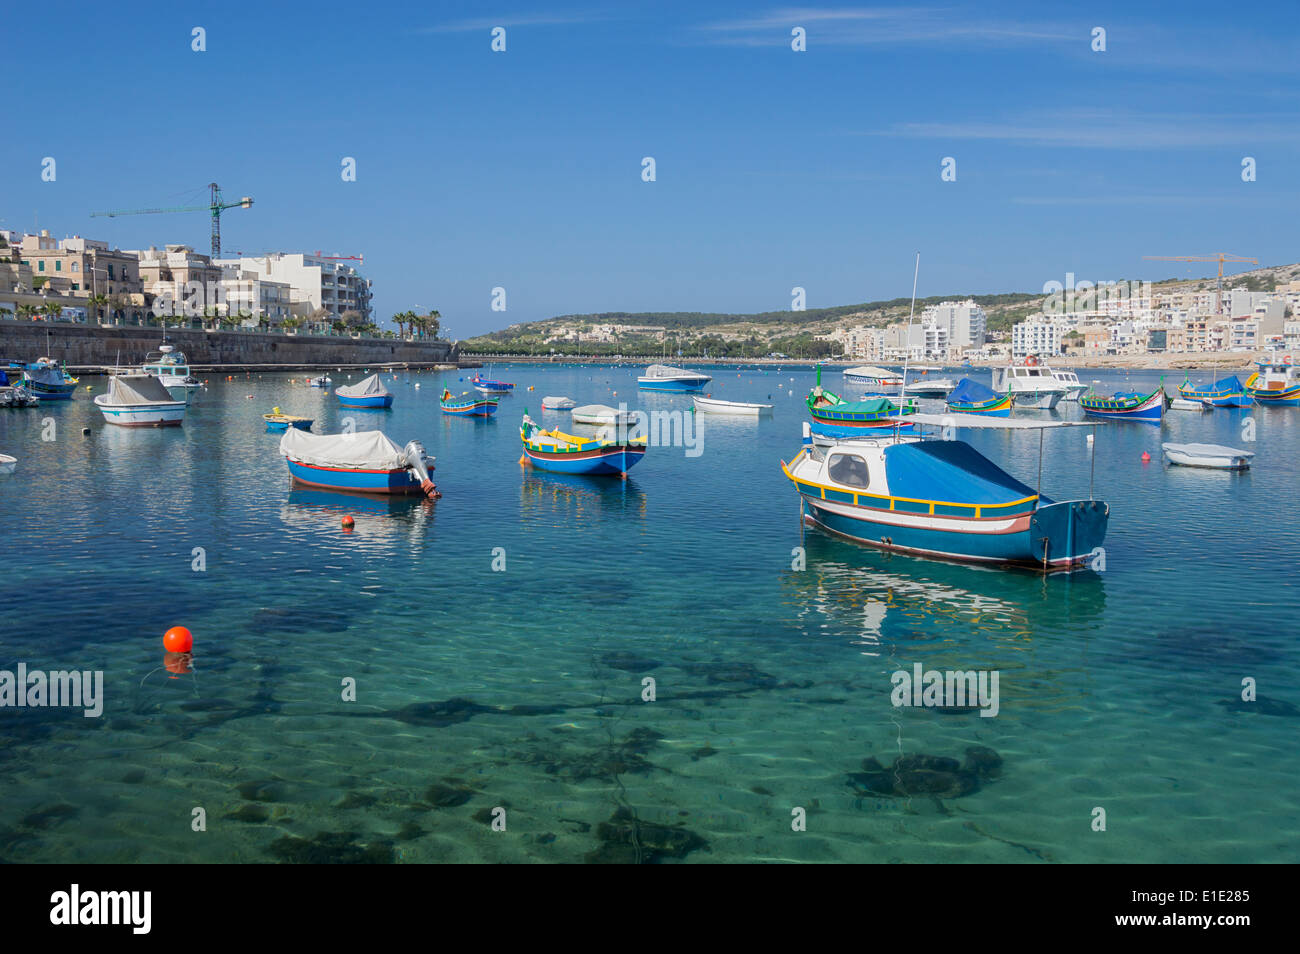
847;747;1003;799
585;807;709;864
268;831;394;864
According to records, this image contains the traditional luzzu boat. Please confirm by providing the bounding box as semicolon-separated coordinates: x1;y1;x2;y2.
471;373;514;395
945;378;1012;416
782;415;1109;570
18;357;77;401
93;374;187;427
519;412;646;477
440;387;498;416
807;367;916;437
1178;375;1252;408
637;364;712;393
1244;354;1300;405
280;428;439;497
264;408;314;432
1079;384;1166;423
335;374;393;409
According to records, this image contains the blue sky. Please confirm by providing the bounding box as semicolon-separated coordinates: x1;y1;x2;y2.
8;1;1300;336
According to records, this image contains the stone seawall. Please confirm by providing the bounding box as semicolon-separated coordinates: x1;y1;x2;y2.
0;321;458;369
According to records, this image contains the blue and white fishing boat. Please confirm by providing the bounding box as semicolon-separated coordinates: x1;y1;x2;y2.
18;357;77;401
637;364;712;393
520;412;646;477
945;378;1012;416
440;387;498;417
335;373;393;409
1079;385;1165;423
471;373;514;395
1244;353;1300;406
93;374;187;427
783;415;1109;570
808;367;916;437
280;428;438;497
1178;375;1252;408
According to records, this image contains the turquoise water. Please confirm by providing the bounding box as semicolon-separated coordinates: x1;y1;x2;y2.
1;365;1296;863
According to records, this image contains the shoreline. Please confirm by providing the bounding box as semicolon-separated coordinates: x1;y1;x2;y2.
467;353;1264;372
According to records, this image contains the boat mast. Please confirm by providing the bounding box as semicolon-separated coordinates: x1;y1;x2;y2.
897;253;920;437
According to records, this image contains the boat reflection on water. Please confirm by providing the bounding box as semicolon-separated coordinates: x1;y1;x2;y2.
784;532;1106;655
519;472;647;523
281;488;435;552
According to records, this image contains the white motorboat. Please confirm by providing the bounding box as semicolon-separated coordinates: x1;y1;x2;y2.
93;374;187;427
0;385;40;408
1169;397;1208;411
1162;443;1254;470
1050;368;1089;402
571;404;634;426
541;395;578;410
843;366;903;389
900;377;957;398
0;454;15;474
992;362;1070;408
693;396;774;415
637;364;712;393
307;375;332;388
141;344;200;403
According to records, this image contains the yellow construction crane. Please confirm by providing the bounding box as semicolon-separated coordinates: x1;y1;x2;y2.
1143;253;1259;315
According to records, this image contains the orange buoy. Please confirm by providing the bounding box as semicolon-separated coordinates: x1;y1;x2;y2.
163;626;193;653
342;515;355;530
1141;451;1151;462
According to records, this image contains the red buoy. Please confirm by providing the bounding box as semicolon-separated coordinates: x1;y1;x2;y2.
163;626;193;653
1141;451;1151;462
342;515;355;530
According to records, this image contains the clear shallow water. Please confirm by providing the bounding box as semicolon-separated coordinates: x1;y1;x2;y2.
0;364;1296;863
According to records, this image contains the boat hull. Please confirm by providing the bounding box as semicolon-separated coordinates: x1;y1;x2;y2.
23;380;75;400
1178;385;1251;408
809;418;915;438
285;458;425;494
1245;381;1300;405
638;378;711;393
94;403;187;427
265;419;314;432
693;397;773;415
441;400;498;416
1080;389;1164;423
799;495;1108;570
336;394;394;409
522;444;645;476
945;395;1013;416
1009;390;1064;409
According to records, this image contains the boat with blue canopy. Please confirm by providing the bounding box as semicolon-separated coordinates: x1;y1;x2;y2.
945;378;1012;416
808;367;916;437
782;414;1109;570
1080;384;1165;423
519;412;646;477
1178;375;1251;408
17;357;77;401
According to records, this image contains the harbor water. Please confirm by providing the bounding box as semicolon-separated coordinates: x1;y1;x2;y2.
0;365;1295;863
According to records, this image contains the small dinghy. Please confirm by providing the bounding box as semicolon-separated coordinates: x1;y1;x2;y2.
1161;443;1254;470
1169;397;1208;411
693;396;773;416
335;373;393;409
541;395;578;410
0;454;16;475
307;375;332;388
280;428;439;496
571;404;634;426
264;408;314;432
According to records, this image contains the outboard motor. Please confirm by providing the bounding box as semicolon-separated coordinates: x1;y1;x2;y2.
403;439;440;498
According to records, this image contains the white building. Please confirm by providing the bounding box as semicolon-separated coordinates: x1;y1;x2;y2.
1011;317;1063;358
218;263;293;326
215;252;372;323
920;299;987;349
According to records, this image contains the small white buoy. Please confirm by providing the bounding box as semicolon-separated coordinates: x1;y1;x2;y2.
1086;434;1094;444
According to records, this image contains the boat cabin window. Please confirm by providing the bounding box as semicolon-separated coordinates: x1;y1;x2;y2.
827;453;871;489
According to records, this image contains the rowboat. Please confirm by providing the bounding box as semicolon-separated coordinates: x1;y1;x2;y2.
335;374;393;409
93;374;187;427
637;364;712;393
783;416;1109;571
693;396;774;415
520;413;646;477
1178;375;1252;408
1079;385;1165;423
541;395;578;410
1162;442;1254;470
307;375;332;388
440;387;498;416
1244;354;1300;405
945;378;1012;416
808;367;915;437
571;404;634;426
280;428;439;497
264;408;314;432
0;454;15;475
471;373;514;394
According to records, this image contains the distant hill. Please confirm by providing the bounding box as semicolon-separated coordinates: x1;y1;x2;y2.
460;263;1299;358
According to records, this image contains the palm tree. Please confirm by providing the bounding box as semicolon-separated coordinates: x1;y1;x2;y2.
424;310;441;339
